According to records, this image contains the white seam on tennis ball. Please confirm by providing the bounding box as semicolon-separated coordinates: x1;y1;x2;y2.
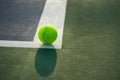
42;26;48;42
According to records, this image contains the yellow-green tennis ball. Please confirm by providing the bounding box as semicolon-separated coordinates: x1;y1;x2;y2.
38;24;58;44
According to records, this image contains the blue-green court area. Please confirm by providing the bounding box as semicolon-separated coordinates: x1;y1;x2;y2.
0;0;120;80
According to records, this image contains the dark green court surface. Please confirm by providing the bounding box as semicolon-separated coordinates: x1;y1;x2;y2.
0;0;120;80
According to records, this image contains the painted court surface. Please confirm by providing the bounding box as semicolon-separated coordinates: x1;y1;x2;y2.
0;0;120;80
0;0;46;41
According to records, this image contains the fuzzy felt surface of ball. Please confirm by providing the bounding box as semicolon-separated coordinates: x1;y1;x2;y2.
38;24;58;44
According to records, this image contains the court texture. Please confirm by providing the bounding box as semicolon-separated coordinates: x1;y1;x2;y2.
0;0;120;80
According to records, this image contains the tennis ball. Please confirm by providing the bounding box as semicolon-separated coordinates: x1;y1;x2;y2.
38;24;58;44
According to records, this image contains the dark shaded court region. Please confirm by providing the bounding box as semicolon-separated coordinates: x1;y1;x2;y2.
0;0;46;41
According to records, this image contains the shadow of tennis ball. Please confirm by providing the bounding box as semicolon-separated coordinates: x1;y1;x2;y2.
35;46;57;77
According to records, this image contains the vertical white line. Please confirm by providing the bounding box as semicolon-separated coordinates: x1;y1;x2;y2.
33;0;67;48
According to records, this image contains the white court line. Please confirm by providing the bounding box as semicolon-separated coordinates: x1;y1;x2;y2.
0;0;67;49
0;40;60;49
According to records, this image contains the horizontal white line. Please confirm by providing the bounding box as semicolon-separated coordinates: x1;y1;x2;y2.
0;40;61;49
